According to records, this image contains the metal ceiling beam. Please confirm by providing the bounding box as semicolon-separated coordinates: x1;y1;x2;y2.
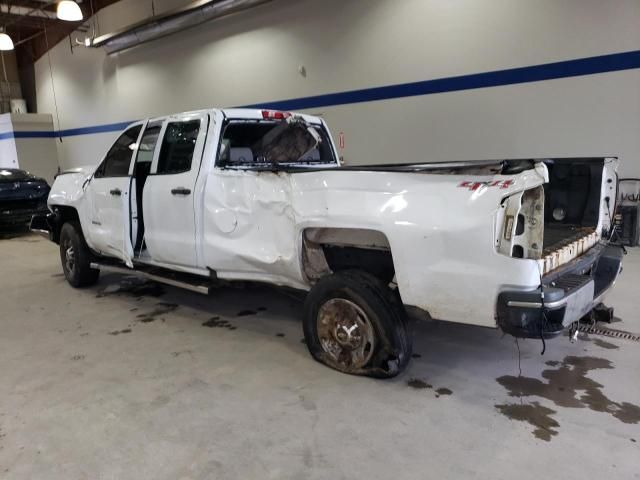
0;3;57;19
10;0;119;62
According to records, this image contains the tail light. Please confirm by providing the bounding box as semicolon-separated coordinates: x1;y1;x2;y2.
496;186;544;260
262;110;292;120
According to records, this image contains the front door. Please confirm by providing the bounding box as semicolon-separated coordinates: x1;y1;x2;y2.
143;112;209;268
85;124;142;265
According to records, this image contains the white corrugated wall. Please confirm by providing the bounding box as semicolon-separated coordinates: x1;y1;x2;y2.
33;0;640;176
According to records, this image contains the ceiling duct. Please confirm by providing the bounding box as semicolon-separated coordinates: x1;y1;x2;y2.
90;0;273;54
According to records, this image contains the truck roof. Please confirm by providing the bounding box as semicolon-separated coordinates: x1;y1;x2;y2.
140;108;324;127
222;108;324;125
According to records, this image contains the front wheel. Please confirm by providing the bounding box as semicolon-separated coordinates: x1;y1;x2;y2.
59;222;99;288
303;270;412;378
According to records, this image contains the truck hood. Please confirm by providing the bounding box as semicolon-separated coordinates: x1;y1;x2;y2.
57;165;96;179
48;165;95;207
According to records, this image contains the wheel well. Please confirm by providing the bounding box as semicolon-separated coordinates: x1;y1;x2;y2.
302;228;395;284
50;206;81;244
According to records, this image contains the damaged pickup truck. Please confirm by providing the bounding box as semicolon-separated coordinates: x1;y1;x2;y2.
32;108;624;377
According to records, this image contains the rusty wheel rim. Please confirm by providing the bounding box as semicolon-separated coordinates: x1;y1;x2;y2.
316;298;375;370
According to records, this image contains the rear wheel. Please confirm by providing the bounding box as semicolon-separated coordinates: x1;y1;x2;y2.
303;270;412;378
59;222;99;288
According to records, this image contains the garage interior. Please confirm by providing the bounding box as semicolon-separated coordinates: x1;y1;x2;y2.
1;1;640;479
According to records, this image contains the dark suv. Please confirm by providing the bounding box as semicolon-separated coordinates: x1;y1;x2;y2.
0;169;50;226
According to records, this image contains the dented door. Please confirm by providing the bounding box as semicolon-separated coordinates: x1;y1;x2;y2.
202;169;301;284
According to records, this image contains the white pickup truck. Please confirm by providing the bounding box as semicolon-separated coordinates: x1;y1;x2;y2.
32;108;624;377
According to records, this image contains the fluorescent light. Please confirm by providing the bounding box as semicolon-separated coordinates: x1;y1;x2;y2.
57;1;84;22
0;33;14;51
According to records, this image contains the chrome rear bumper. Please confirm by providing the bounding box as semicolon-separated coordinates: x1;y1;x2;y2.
497;243;624;338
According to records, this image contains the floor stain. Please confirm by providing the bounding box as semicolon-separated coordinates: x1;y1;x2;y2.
408;378;432;389
275;333;285;337
97;279;165;298
136;302;178;323
202;316;236;330
298;395;317;411
411;353;422;359
592;338;619;350
495;355;640;441
495;402;559;441
109;328;132;336
71;354;85;361
236;310;256;317
171;350;192;357
435;388;452;397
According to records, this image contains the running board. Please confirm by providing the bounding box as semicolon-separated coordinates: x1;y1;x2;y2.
90;262;212;295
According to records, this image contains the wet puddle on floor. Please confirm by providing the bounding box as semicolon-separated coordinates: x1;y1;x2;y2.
495;355;640;441
407;378;453;399
591;338;619;350
96;278;166;298
408;378;432;389
135;302;179;323
202;316;236;330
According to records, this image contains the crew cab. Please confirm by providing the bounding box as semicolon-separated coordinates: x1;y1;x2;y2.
32;108;624;377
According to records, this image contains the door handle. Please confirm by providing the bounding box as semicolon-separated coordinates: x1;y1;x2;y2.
109;188;122;196
171;187;191;196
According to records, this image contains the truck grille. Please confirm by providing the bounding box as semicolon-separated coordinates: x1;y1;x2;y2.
0;199;42;212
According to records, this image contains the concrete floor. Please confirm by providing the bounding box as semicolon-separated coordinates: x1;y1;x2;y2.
1;230;639;480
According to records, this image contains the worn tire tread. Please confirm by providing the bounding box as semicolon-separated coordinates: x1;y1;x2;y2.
303;269;412;378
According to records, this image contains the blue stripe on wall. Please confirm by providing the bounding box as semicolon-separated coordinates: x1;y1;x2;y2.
0;121;133;140
1;49;639;140
244;49;640;111
57;121;135;137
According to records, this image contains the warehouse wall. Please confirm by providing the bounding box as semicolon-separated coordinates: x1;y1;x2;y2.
30;0;640;176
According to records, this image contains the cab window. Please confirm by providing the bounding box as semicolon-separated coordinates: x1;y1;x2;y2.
94;126;142;178
218;119;335;167
135;124;162;164
156;121;200;174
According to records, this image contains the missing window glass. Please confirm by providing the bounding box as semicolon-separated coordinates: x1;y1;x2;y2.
218;118;336;168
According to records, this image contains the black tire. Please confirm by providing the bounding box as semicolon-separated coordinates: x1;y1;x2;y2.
303;270;412;378
59;222;99;288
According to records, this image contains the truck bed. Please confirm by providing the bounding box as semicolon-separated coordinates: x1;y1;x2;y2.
543;225;596;254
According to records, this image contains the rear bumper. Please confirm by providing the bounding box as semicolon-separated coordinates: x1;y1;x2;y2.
496;243;624;338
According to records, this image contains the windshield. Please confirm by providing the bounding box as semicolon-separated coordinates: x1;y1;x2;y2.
0;169;35;182
218;119;336;167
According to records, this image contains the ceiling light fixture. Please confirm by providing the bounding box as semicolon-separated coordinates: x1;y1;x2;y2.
0;31;14;51
57;1;84;22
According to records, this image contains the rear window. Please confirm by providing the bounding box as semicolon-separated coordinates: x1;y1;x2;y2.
218;119;336;167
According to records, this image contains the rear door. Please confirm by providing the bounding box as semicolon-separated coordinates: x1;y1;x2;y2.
85;124;142;264
143;112;209;268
